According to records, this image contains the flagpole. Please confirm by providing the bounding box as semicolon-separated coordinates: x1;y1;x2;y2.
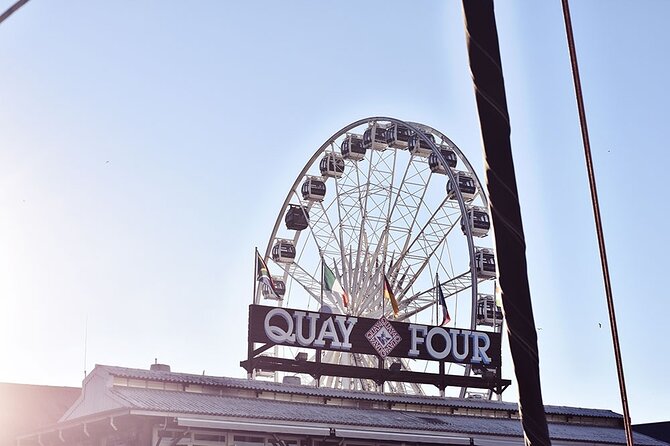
253;247;259;305
333;260;346;311
319;256;324;389
320;256;324;309
435;272;439;326
250;248;259;380
382;265;386;317
435;276;449;398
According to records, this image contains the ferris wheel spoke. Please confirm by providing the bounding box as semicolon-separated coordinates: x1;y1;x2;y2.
351;151;376;299
398;270;487;321
300;194;349;299
353;231;373;300
365;150;396;238
334;159;366;299
361;150;396;253
393;200;462;300
395;300;435;322
302;197;339;260
276;261;340;309
317;199;347;258
351;153;431;310
308;142;346;261
384;155;433;262
359;273;384;314
408;270;471;304
288;192;331;262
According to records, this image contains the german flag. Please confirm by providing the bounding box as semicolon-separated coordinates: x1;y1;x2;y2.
383;274;399;317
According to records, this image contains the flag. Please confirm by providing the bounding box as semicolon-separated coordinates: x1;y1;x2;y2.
437;281;451;326
323;263;349;307
256;251;278;298
383;274;399;317
495;282;503;308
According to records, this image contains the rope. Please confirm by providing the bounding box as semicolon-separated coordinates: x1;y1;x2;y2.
0;0;31;26
461;2;550;444
560;2;634;445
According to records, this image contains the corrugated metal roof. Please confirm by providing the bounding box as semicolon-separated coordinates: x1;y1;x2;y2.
99;365;621;419
109;387;664;446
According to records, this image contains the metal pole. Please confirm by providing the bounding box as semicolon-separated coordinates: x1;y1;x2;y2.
320;258;324;308
250;248;259;380
560;2;634;445
382;264;386;317
435;272;439;325
253;248;259;305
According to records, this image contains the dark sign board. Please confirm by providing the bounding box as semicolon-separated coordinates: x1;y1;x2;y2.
248;304;501;367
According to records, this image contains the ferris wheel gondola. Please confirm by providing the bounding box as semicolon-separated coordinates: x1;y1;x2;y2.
461;206;491;238
262;276;286;300
475;247;497;279
320;152;345;178
271;239;296;264
284;204;309;231
362;122;389;151
255;117;504;399
385;123;412;149
408;131;436;157
447;170;476;201
476;294;503;326
428;146;458;173
301;176;326;201
341;134;366;161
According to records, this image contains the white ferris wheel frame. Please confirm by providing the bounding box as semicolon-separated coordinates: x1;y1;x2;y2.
256;117;501;398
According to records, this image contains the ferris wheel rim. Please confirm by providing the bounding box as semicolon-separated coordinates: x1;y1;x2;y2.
262;117;483;311
263;117;481;242
258;117;497;396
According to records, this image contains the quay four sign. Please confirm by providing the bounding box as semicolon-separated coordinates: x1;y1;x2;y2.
248;304;501;366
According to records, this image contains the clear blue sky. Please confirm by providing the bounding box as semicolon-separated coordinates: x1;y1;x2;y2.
1;1;668;423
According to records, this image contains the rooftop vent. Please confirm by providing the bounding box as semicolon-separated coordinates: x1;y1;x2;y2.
282;376;301;385
150;362;171;372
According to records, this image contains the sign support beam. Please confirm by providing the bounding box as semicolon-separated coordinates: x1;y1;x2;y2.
241;356;510;393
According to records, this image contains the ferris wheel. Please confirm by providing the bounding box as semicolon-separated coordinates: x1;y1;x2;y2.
255;117;504;399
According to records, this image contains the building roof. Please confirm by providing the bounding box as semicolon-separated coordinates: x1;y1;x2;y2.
19;365;666;446
100;364;622;419
108;386;662;445
0;383;80;446
635;422;670;443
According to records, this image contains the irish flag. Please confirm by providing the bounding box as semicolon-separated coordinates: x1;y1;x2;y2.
323;263;349;307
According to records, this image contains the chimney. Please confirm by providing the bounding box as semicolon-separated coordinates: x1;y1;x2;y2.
150;360;171;373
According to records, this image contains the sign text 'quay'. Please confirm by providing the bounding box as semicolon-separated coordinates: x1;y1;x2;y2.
248;305;501;366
